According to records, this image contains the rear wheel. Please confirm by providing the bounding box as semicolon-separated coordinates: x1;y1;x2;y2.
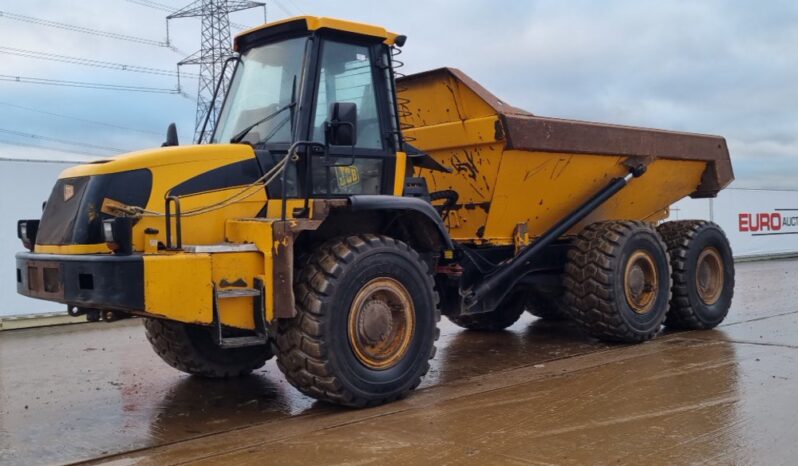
447;292;525;331
658;220;734;329
564;221;671;343
526;289;567;321
275;235;439;407
144;319;273;378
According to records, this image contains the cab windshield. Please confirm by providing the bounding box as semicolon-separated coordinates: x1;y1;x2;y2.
212;37;307;145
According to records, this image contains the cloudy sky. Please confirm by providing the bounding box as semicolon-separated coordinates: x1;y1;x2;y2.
0;0;797;187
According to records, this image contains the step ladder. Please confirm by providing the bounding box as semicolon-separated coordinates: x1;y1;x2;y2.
212;277;270;349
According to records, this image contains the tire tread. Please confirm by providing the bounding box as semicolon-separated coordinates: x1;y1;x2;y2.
144;319;271;378
658;220;734;329
564;220;671;343
275;234;440;407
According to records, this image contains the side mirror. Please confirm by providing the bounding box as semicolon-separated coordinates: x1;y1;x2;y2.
162;123;179;147
325;102;357;147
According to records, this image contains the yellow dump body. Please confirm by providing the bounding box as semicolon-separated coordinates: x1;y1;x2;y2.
399;68;733;245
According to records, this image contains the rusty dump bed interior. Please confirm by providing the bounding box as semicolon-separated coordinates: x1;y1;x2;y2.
398;67;733;243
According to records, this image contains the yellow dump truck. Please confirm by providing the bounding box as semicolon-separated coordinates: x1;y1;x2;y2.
16;16;734;407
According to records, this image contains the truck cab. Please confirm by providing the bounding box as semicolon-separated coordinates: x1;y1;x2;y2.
212;17;409;197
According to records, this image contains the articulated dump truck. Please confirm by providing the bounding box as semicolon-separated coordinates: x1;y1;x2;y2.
16;16;734;407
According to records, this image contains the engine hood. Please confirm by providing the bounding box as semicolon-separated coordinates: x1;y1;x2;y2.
36;143;263;250
59;144;256;179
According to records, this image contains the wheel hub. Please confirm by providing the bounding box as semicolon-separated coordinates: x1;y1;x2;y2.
696;247;724;305
624;250;659;314
348;278;415;370
358;300;394;345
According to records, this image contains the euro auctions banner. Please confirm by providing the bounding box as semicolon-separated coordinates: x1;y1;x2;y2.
671;188;798;259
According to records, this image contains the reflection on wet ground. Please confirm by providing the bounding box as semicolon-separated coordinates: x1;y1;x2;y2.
1;258;797;465
427;315;608;387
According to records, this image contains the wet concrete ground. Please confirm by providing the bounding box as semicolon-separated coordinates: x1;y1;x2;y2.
1;257;797;465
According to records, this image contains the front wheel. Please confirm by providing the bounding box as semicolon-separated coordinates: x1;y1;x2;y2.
144;319;273;378
275;235;439;407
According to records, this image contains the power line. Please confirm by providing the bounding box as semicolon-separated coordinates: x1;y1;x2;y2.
0;155;91;164
124;0;179;13
126;0;250;30
0;74;184;94
271;0;299;17
0;10;170;48
0;101;163;136
0;46;198;78
284;0;305;15
0;128;129;154
0;138;108;158
169;1;264;142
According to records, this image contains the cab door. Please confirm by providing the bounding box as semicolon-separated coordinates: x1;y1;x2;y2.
307;38;397;196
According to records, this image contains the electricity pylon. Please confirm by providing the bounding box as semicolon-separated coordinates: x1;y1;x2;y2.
169;0;265;143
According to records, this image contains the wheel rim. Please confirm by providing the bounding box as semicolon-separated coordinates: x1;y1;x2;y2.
348;277;415;370
696;247;724;305
624;250;659;314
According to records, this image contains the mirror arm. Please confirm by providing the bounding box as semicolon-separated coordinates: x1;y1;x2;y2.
325;120;357;165
340;121;356;165
280;141;325;221
323;122;332;197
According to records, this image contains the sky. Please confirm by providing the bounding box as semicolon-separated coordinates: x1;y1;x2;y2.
0;0;797;187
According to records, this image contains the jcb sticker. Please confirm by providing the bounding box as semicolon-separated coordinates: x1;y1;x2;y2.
63;184;74;202
335;166;360;187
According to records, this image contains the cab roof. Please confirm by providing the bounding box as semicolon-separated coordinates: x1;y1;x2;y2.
234;16;402;51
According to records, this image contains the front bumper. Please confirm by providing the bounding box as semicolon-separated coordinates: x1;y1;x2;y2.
16;251;144;311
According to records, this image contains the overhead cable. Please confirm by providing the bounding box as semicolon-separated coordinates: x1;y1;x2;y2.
0;10;170;48
0;101;163;136
0;128;129;154
0;74;182;94
0;46;198;78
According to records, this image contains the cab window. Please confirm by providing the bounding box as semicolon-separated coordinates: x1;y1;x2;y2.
212;37;306;145
312;41;382;149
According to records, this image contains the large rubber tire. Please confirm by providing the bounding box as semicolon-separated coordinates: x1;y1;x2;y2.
275;235;439;407
447;292;525;331
143;318;273;378
564;221;672;343
658;220;735;329
526;290;567;321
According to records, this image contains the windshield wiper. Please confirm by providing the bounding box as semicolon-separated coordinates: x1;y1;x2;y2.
259;114;293;145
230;101;296;144
230;75;298;145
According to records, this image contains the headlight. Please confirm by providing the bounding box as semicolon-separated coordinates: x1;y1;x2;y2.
102;220;115;243
103;217;133;255
17;220;39;251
